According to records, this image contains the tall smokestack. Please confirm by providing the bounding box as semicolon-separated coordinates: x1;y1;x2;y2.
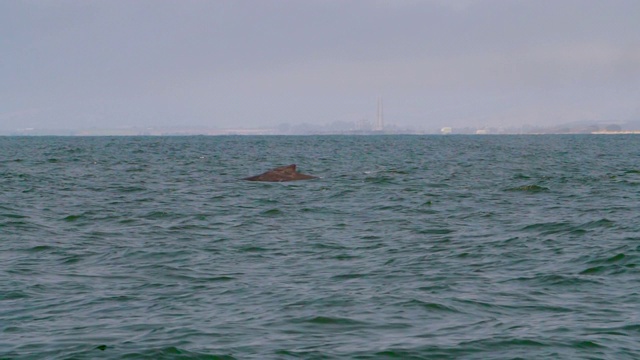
375;97;384;131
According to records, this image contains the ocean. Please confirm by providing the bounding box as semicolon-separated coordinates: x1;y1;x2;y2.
1;135;639;359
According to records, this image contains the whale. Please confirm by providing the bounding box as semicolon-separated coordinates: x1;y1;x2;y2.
243;164;317;182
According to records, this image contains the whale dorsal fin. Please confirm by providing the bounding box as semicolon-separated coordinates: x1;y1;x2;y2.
271;164;296;174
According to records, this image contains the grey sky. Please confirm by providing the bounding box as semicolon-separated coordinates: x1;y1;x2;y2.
2;0;639;131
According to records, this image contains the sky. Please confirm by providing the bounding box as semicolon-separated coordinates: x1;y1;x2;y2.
2;0;640;131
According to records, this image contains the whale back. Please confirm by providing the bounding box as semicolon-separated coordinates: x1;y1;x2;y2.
244;164;316;182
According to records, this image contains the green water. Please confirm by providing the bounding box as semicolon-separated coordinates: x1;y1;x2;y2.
1;135;639;359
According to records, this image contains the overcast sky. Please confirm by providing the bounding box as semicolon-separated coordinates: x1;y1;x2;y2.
2;0;639;131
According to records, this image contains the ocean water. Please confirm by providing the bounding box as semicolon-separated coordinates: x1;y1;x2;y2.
1;135;640;359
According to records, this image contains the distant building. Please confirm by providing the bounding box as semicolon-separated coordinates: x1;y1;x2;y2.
356;118;372;131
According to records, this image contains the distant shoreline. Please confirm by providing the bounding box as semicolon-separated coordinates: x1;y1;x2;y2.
3;131;640;137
